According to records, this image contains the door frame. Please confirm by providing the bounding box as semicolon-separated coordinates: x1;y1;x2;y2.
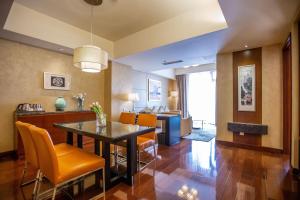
282;34;292;155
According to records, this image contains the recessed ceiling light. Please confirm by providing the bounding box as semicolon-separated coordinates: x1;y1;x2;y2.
244;45;248;48
191;64;199;67
183;65;190;68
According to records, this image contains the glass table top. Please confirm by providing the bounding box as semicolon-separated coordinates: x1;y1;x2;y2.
54;120;155;142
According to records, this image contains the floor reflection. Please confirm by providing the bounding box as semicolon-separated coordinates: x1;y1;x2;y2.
0;138;299;200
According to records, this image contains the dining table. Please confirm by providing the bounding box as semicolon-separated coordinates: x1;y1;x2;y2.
53;120;155;189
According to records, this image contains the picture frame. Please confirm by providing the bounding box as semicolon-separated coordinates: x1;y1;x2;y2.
43;72;71;90
148;79;161;101
238;65;255;111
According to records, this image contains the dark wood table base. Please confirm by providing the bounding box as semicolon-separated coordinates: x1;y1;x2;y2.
66;131;137;189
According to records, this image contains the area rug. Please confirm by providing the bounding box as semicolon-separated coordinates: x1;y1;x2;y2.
182;130;215;142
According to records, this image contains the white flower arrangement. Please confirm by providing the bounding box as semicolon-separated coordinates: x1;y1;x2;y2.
90;102;103;118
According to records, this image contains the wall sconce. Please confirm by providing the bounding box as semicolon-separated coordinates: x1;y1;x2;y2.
128;93;140;112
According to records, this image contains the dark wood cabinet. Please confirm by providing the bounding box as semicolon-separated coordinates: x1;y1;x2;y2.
15;111;96;158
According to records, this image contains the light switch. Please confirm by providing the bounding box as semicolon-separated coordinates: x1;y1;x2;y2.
240;132;245;136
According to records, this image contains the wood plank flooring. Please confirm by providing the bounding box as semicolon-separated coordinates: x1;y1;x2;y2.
0;139;299;200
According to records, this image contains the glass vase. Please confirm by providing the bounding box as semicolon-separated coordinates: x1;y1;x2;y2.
96;113;106;127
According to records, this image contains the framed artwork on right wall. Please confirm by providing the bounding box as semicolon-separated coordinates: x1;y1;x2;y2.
238;64;256;111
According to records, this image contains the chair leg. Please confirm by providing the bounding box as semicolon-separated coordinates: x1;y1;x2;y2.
32;169;40;198
20;161;28;187
137;149;141;172
51;187;57;200
35;172;43;200
153;143;157;158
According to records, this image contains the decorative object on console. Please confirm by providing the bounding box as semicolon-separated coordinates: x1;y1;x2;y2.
73;0;108;73
128;93;140;112
55;97;67;111
238;64;255;111
44;72;71;90
148;79;161;101
90;102;106;126
16;103;44;113
73;93;87;111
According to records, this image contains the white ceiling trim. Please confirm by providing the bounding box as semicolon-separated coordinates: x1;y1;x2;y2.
4;2;114;56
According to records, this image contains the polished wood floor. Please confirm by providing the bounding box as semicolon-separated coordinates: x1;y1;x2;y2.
0;139;299;200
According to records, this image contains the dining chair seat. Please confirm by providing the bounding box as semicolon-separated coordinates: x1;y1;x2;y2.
56;148;105;185
54;143;77;156
29;126;105;200
137;137;155;150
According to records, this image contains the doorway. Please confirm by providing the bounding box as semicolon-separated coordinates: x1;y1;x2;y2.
188;70;216;134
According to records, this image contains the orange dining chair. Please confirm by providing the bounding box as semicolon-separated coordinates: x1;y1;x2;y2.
119;112;136;124
29;126;105;200
136;113;157;171
114;112;137;168
16;121;79;197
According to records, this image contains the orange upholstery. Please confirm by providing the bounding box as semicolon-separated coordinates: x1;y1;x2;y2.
119;112;136;124
137;137;155;150
16;121;39;168
136;113;157;141
29;126;105;185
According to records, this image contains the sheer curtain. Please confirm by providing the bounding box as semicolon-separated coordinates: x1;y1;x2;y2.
176;74;189;118
188;71;216;125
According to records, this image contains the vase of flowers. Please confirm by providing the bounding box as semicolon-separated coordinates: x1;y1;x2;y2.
90;102;106;127
73;93;87;111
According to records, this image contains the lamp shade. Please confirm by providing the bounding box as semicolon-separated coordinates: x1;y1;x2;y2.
128;93;140;102
73;45;108;73
170;91;178;97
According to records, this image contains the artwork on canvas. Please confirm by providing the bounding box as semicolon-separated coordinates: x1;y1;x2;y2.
238;65;255;111
44;72;71;90
148;79;161;101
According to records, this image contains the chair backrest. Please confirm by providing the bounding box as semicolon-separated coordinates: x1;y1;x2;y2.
136;114;157;140
15;121;39;168
119;112;136;124
29;126;59;184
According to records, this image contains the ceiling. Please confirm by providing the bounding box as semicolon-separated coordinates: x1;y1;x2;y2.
15;0;212;41
1;0;300;74
117;0;300;72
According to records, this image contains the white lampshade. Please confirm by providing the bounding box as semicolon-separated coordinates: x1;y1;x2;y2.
128;93;139;102
73;45;108;73
170;91;178;97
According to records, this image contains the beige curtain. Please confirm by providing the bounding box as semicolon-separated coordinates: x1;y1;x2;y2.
176;74;189;118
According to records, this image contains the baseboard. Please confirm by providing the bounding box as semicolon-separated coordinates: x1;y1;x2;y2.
0;150;17;160
216;140;283;154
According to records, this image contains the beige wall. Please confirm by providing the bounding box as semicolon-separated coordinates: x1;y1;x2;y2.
216;44;283;149
261;45;283;149
216;53;233;142
0;39;106;152
291;21;299;169
111;62;170;121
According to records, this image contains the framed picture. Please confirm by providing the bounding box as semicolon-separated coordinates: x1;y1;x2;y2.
44;72;71;90
148;79;161;101
238;65;255;111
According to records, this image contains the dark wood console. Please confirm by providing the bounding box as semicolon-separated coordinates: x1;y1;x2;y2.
156;114;181;146
15;111;96;158
227;122;268;135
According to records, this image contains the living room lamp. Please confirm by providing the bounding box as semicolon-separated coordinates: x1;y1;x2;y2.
73;0;108;73
128;93;140;112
